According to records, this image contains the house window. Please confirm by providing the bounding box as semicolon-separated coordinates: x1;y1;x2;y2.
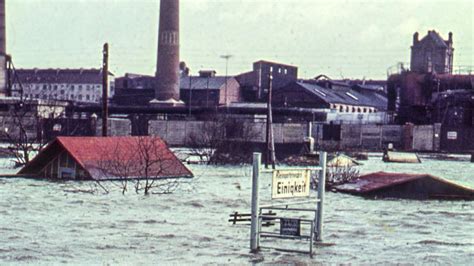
339;106;344;112
78;95;82;100
86;95;90;100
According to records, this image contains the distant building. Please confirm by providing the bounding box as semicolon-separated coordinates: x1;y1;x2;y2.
10;69;115;103
0;97;68;141
237;60;298;102
273;81;388;124
180;70;241;107
113;71;241;107
115;73;155;91
410;30;454;74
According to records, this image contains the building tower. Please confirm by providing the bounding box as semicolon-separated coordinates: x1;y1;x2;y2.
0;0;7;97
153;0;181;104
410;30;454;74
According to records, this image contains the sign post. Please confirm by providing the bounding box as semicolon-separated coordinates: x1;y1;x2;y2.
250;151;328;256
315;151;327;241
250;153;261;252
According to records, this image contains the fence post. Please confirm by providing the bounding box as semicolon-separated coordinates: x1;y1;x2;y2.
250;152;261;252
316;151;327;242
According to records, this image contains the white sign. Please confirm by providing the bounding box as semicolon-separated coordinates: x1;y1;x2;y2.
447;131;458;140
272;169;310;199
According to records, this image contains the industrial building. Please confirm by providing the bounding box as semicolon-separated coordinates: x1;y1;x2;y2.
113;70;240;107
273;80;388;124
388;31;473;126
237;60;298;102
10;69;115;104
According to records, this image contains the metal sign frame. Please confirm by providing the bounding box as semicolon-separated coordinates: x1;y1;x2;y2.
249;152;327;257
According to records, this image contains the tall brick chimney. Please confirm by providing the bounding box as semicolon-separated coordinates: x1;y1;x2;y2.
154;0;180;102
0;0;7;97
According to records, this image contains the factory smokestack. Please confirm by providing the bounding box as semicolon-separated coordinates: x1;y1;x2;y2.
154;0;180;103
0;0;7;97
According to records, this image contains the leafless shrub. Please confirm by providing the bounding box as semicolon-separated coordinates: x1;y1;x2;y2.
97;136;192;195
188;116;259;164
0;103;45;167
326;165;359;188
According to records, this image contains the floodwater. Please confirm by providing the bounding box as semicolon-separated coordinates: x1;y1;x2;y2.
0;154;473;265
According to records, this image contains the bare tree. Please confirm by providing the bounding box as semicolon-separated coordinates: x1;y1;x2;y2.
96;137;191;195
0;99;67;167
188;116;259;164
1;102;41;167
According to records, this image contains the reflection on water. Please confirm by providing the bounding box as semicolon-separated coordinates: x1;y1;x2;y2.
0;155;473;264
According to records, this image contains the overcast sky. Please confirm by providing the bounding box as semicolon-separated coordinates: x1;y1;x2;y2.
6;0;473;79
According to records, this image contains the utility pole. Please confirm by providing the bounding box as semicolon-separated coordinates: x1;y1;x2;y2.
188;75;192;116
220;54;232;109
265;70;276;169
102;43;109;137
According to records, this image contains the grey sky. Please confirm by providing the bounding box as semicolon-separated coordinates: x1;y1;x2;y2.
6;0;473;79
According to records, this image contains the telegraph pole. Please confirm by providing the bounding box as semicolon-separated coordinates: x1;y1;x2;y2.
188;75;192;116
220;54;232;108
102;43;109;137
265;70;276;169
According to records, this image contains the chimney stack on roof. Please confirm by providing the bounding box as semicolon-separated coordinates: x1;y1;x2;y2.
413;32;419;44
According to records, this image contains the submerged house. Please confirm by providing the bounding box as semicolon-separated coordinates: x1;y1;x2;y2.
335;172;473;200
18;136;193;180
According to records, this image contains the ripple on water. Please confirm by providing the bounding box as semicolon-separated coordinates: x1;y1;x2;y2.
158;233;176;239
12;255;39;262
417;240;473;246
188;201;204;208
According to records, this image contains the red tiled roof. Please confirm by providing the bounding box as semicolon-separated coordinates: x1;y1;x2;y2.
19;136;193;180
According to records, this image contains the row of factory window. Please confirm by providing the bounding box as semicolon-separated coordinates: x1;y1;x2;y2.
330;104;377;113
13;83;102;92
12;91;101;102
269;66;289;75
